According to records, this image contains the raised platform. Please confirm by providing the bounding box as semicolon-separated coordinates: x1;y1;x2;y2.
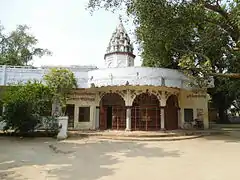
67;130;223;141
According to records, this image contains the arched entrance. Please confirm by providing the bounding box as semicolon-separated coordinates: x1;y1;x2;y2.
99;93;126;130
164;95;179;130
132;93;160;131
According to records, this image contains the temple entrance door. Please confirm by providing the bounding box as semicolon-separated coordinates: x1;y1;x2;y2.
99;93;126;130
165;95;179;130
107;106;113;129
99;107;107;130
132;93;160;131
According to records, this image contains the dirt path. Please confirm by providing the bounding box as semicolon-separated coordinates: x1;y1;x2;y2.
0;135;240;180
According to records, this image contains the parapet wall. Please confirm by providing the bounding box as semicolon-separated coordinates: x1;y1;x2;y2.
0;65;214;89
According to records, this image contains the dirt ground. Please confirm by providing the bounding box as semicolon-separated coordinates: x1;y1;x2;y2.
0;135;240;180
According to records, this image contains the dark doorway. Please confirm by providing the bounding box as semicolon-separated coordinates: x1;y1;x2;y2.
107;106;113;129
99;93;125;130
131;93;160;131
165;95;179;130
65;104;75;128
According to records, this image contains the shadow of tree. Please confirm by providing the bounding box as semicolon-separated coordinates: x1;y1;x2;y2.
202;133;240;143
0;137;180;180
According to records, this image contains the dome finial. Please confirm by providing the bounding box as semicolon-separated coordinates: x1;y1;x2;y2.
119;15;123;23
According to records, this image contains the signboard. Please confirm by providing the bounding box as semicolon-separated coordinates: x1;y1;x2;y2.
186;94;206;99
68;92;96;101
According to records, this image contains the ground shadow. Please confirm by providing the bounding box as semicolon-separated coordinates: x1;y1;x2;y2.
202;133;240;143
0;137;180;180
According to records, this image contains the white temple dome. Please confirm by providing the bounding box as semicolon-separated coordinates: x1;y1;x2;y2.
104;17;136;68
105;17;134;55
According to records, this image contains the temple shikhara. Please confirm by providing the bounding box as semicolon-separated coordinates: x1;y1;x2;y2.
0;19;213;131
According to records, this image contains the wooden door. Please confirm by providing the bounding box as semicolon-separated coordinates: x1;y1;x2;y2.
65;104;75;128
99;106;107;130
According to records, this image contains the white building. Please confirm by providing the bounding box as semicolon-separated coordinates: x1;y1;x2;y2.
0;19;212;131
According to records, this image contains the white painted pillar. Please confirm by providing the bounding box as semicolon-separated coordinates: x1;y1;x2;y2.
161;108;165;130
73;105;79;129
178;109;181;128
126;108;131;131
57;116;68;140
95;107;100;129
203;110;209;129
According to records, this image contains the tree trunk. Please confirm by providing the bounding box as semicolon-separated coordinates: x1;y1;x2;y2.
52;99;62;117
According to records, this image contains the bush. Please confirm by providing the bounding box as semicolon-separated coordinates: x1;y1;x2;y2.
40;116;59;133
3;100;41;132
1;81;53;133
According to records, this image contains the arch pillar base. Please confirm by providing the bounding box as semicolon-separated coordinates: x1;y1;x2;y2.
160;107;165;130
125;107;131;131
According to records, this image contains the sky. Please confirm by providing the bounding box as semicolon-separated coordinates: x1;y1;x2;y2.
0;0;141;68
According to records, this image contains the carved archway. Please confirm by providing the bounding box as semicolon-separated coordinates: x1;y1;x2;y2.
99;93;126;130
164;95;179;130
131;93;161;131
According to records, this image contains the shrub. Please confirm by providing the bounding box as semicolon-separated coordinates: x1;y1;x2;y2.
1;81;53;133
40;116;59;133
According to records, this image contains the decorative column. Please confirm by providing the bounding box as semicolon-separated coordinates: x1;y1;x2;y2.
95;107;100;129
178;108;181;128
126;107;131;131
161;107;165;130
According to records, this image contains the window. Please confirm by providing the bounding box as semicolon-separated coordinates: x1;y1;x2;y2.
184;109;193;122
78;107;90;122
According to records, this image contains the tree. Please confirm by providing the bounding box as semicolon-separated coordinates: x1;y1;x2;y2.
0;81;53;133
0;24;51;66
88;0;240;78
87;0;240;123
44;68;77;116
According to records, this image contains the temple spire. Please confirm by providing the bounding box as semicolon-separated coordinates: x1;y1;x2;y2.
104;16;135;68
119;15;123;23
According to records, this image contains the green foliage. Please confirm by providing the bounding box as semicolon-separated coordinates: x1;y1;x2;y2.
0;24;52;66
41;116;59;134
87;0;240;123
87;0;240;80
44;68;77;116
1;81;53;133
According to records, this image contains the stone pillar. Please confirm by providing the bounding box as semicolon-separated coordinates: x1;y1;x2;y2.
203;110;209;129
161;108;165;130
178;108;181;128
126;107;131;131
57;116;68;140
95;107;100;129
74;105;79;129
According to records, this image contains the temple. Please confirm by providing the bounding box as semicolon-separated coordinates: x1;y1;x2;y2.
0;19;213;131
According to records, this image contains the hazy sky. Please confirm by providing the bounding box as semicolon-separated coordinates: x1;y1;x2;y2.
0;0;141;67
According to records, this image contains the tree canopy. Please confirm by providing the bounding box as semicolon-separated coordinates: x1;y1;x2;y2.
87;0;240;122
87;0;240;81
44;68;77;116
0;24;51;66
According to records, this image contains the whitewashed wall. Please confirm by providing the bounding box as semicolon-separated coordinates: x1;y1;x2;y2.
88;66;192;89
0;65;214;89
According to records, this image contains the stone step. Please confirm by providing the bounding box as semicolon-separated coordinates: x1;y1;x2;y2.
93;135;204;141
